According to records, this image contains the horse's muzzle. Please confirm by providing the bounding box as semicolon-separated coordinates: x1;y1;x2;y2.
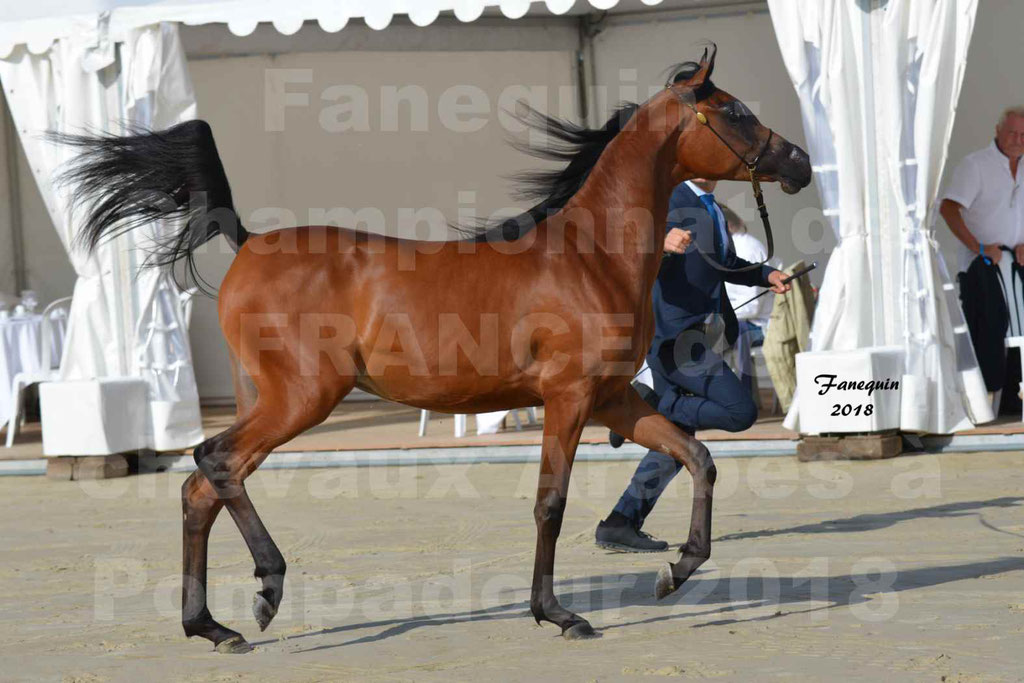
778;144;812;194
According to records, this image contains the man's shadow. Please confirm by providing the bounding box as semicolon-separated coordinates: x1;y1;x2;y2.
715;496;1024;542
604;555;1024;631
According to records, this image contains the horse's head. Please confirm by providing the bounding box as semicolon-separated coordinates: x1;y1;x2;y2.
667;45;811;194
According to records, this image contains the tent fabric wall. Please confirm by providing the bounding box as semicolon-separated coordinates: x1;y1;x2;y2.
183;47;577;400
0;23;204;451
768;0;991;434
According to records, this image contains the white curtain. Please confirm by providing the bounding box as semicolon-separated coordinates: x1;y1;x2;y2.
768;0;990;433
0;22;204;451
877;1;988;432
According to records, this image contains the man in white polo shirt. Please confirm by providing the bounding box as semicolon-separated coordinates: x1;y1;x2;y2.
940;106;1024;405
940;107;1024;270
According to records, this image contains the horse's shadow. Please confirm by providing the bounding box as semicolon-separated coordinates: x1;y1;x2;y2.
261;497;1024;653
278;555;1024;653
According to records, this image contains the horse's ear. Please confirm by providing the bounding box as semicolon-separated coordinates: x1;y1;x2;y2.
703;44;717;80
681;43;717;87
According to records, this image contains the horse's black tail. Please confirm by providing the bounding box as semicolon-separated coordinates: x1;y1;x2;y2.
50;119;248;293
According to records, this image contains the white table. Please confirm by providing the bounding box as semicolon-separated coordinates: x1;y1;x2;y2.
0;315;46;423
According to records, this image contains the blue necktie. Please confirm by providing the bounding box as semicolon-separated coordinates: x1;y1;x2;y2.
698;193;727;262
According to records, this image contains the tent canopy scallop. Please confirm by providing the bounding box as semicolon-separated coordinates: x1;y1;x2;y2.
0;0;667;59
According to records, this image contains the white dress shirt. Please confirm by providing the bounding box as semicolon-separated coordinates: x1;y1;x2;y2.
684;181;727;241
726;232;773;326
941;141;1024;272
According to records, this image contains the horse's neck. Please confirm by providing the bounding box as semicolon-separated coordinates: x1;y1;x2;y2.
560;107;680;297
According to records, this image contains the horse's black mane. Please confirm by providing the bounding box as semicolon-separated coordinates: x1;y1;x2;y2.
467;60;712;242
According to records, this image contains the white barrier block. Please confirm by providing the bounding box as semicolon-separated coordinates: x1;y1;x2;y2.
795;346;905;435
40;379;148;456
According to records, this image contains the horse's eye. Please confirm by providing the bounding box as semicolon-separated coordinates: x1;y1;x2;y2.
728;108;742;123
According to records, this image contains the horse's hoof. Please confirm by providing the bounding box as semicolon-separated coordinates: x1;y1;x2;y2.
215;635;253;654
562;621;599;640
655;563;680;600
253;592;277;632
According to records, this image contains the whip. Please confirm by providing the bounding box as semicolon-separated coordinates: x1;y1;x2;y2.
733;261;817;312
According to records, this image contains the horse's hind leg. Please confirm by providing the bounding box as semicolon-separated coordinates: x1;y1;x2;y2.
594;386;716;600
181;384;347;652
181;423;245;650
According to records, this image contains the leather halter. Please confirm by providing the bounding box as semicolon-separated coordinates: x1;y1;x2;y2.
665;83;776;273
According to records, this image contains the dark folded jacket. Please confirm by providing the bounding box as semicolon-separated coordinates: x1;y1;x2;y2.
959;254;1009;391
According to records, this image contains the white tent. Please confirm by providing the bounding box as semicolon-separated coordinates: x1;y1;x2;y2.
767;0;992;434
0;0;995;453
0;24;204;453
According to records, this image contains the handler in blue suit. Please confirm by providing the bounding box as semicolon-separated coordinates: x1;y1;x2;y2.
595;179;790;552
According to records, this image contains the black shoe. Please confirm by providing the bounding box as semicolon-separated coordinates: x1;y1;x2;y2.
608;430;625;448
595;520;669;553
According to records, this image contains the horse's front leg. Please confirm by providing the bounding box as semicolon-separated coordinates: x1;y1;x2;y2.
594;385;717;600
531;390;598;639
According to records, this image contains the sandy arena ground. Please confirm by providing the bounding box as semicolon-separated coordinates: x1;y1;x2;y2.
1;450;1022;682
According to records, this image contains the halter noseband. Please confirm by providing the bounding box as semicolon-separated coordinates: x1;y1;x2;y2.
665;83;776;273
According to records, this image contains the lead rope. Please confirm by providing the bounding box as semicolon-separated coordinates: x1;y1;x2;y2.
739;162;775;273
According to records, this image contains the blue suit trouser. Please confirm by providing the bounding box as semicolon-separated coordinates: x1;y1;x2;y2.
611;334;757;528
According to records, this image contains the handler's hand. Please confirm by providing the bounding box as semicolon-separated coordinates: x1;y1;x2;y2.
1015;244;1024;266
983;244;1003;264
767;270;791;295
664;228;692;254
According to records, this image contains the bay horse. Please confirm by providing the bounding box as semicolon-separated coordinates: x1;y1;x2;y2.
59;46;811;651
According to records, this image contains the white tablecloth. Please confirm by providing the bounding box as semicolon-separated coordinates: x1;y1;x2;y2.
0;315;46;422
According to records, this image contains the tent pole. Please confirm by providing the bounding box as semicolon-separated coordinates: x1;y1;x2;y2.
577;13;605;128
2;93;27;293
575;19;589;125
860;1;886;343
104;46;133;378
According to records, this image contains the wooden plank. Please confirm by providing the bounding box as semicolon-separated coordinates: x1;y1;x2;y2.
44;457;74;481
797;433;902;461
73;455;131;480
44;454;132;480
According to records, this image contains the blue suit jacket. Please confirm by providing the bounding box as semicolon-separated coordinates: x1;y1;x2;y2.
650;182;776;353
